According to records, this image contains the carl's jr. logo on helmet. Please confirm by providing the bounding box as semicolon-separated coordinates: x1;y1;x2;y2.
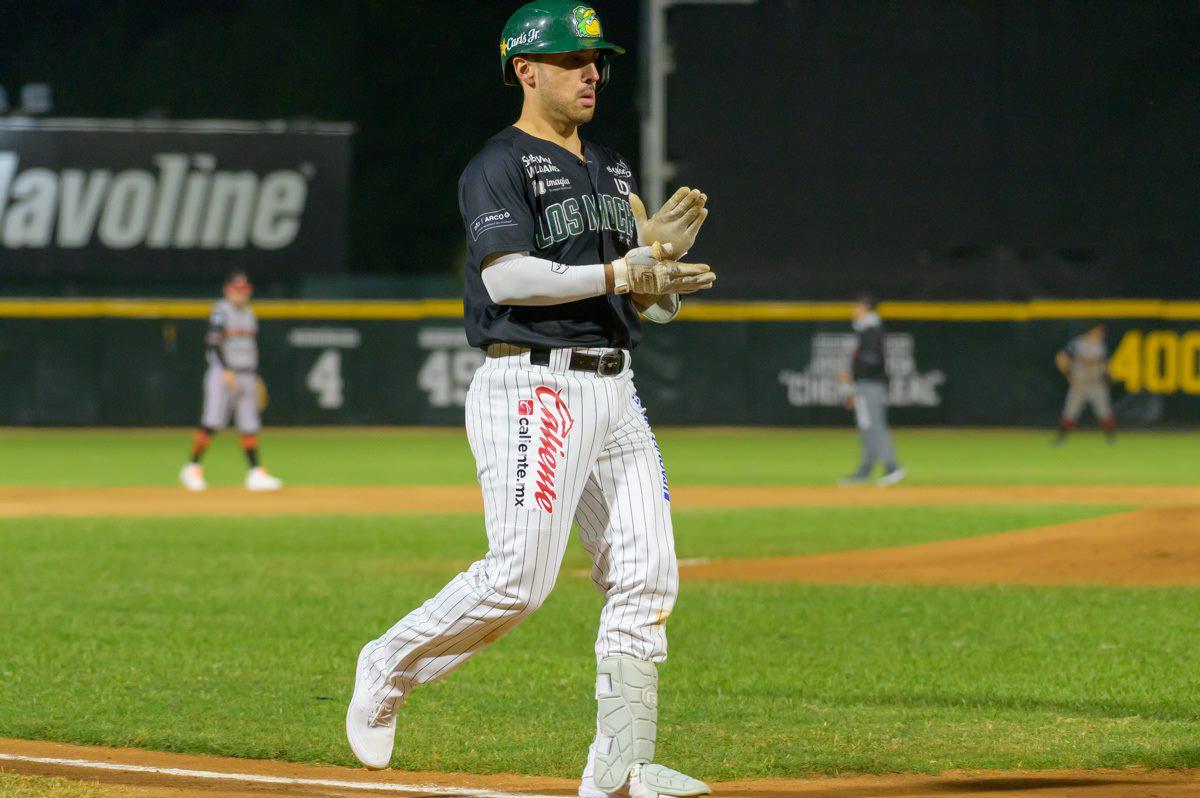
573;7;601;37
503;27;540;58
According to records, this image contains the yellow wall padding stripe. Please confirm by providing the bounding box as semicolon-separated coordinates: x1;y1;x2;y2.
0;299;465;320
0;298;1197;321
682;300;1200;321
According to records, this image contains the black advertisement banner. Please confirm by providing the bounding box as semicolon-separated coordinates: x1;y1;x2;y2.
0;119;351;279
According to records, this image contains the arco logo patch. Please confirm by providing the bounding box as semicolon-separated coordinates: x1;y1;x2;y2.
573;7;601;38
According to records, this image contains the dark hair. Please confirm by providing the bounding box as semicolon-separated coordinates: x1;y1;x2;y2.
224;270;250;285
855;294;877;310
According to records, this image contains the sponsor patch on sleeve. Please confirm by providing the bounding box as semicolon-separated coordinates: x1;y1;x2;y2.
470;209;519;242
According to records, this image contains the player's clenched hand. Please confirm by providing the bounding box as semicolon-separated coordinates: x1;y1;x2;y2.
630;187;708;257
611;245;715;296
646;241;716;295
223;369;237;390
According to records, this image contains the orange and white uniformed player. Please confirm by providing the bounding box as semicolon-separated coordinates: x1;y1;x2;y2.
1054;322;1117;444
179;271;283;491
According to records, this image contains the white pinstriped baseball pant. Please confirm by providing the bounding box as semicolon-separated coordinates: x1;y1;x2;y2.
361;347;678;705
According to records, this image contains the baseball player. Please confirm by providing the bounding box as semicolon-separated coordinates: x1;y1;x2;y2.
1054;322;1116;444
179;271;283;492
839;296;906;486
346;4;714;797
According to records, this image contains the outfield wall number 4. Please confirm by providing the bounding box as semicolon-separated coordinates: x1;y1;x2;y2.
306;349;345;409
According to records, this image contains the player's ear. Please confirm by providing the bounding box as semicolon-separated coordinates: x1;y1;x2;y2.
512;56;538;89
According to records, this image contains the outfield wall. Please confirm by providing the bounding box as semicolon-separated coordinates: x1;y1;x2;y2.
1;299;1198;427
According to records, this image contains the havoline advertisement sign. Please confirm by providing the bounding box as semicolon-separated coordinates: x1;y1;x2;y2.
0;119;352;279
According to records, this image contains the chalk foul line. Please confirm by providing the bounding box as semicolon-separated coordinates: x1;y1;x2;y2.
0;753;568;798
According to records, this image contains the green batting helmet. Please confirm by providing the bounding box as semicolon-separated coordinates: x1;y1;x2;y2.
500;2;625;91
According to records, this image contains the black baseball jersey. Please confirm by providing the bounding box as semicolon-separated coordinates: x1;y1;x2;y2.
459;126;642;350
851;317;888;383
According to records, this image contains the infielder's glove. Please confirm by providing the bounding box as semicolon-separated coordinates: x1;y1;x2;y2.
632;292;682;324
629;188;709;257
612;243;715;296
255;376;270;413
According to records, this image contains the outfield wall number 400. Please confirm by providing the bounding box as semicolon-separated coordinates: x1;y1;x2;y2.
1109;330;1200;395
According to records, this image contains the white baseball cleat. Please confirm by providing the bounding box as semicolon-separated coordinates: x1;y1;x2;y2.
179;463;206;492
244;467;283;491
580;747;709;798
579;744;630;798
346;643;400;770
580;780;629;798
876;467;907;487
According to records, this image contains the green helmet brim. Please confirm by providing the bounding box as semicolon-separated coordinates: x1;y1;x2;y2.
503;39;625;86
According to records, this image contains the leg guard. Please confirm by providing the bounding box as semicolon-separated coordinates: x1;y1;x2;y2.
593;655;658;792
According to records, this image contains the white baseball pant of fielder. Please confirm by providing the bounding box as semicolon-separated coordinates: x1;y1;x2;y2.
201;368;261;433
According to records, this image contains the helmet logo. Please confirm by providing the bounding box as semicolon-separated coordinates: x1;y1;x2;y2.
573;7;602;38
503;27;541;58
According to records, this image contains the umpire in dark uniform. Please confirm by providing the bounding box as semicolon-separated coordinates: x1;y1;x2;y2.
839;295;906;486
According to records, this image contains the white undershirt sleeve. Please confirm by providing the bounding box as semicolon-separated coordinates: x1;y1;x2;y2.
481;253;608;306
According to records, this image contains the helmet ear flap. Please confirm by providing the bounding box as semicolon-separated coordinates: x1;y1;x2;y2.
596;52;611;92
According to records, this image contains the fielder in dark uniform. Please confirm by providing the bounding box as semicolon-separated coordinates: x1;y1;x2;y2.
347;5;714;797
840;296;906;486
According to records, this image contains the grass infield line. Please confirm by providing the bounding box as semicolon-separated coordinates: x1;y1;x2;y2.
0;754;566;798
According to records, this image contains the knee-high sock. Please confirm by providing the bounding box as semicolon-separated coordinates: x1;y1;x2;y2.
241;434;260;468
191;428;214;464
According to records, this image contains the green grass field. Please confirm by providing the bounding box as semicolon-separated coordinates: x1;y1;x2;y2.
0;426;1194;486
1;428;1197;780
0;774;120;798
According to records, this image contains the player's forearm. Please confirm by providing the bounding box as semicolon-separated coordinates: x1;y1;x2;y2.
206;344;227;369
204;324;228;368
482;253;609;306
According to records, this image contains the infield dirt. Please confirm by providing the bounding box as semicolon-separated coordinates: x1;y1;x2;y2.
680;505;1200;586
2;484;1200;518
2;738;1198;798
2;485;1195;588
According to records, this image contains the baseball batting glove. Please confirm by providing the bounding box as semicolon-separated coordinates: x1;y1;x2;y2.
630;187;708;257
612;244;715;296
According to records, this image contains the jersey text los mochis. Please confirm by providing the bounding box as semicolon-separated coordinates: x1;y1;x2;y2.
534;193;635;249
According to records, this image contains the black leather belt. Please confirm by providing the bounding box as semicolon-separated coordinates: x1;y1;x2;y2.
530;347;627;376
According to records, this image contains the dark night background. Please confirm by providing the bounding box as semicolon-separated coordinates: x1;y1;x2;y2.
1;0;1197;299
